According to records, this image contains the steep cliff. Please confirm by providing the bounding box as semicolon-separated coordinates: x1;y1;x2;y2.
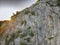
0;0;60;45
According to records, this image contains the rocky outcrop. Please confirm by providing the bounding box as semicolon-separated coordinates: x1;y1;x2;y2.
0;0;60;45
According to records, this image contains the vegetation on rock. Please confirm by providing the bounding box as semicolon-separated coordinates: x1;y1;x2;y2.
20;42;27;45
29;32;34;37
20;33;27;38
57;0;60;6
24;37;30;42
21;20;27;25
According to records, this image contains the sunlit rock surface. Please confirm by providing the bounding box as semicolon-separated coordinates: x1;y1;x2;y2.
0;0;60;45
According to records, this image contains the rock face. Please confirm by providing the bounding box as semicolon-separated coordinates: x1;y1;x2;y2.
0;0;60;45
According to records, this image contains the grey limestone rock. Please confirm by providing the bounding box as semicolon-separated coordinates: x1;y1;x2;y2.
0;0;60;45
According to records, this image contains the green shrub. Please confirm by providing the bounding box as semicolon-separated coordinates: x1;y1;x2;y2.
20;33;27;38
24;37;30;42
21;20;27;25
5;35;9;45
25;10;30;14
20;42;27;45
27;26;31;29
5;33;16;45
16;30;22;34
31;11;35;15
24;9;35;16
37;0;40;2
16;11;20;15
57;0;60;6
29;32;34;37
10;33;15;41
